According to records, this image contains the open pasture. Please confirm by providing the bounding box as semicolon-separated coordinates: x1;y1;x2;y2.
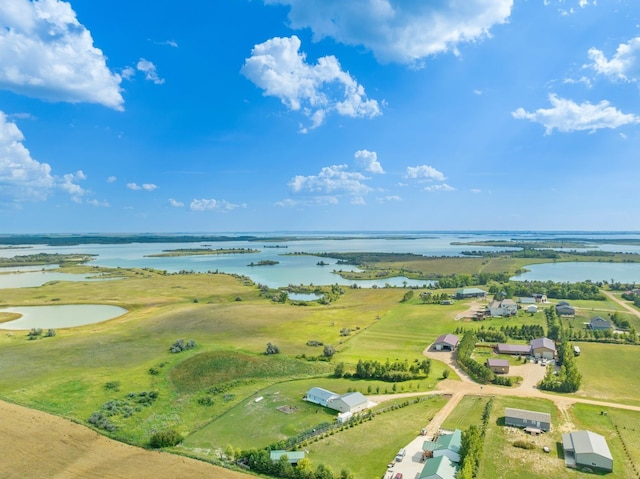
572;342;640;406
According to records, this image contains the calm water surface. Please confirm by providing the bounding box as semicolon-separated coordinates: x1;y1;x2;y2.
0;304;128;330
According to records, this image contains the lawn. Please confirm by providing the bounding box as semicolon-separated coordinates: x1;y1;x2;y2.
479;396;566;479
570;403;640;478
305;395;448;479
441;395;490;431
572;342;640;406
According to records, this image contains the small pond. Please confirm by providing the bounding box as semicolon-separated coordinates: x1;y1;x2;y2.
0;271;123;289
288;292;324;301
0;304;128;330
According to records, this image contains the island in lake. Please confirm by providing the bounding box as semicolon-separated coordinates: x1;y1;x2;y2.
247;260;279;266
145;248;259;258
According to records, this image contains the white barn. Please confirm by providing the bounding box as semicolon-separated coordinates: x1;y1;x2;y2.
562;430;613;472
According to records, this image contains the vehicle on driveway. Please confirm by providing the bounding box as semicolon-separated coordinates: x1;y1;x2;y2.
394;473;403;479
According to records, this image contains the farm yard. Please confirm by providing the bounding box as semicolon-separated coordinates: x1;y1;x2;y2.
1;264;640;478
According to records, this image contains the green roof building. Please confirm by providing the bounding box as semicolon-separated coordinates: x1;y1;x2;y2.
419;455;458;479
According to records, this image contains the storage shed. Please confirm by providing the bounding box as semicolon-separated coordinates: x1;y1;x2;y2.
562;430;613;472
486;358;510;374
326;392;368;414
433;334;460;351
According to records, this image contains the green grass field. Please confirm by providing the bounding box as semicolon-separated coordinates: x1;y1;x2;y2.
441;395;490;430
305;395;448;479
2;266;640;477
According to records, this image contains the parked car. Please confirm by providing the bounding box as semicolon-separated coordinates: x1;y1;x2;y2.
395;448;406;462
394;473;403;479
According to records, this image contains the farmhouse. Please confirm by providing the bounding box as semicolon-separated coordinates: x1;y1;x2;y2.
433;334;460;351
533;293;548;303
504;407;551;433
486;358;509;374
326;392;368;414
455;288;487;299
526;305;538;314
422;429;462;463
304;387;338;407
556;302;575;316
588;316;612;331
488;299;518;317
496;343;531;356
562;430;613;472
270;450;306;465
419;455;458;479
530;337;556;359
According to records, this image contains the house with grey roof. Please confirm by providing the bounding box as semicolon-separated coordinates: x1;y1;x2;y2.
419;455;458;479
486;358;510;374
455;287;487;299
562;430;613;472
488;298;518;317
530;337;556;359
304;387;338;407
433;333;459;351
505;407;551;433
588;316;612;331
327;392;368;414
556;302;576;316
305;388;369;414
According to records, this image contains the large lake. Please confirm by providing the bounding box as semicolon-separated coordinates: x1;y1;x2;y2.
0;305;128;330
2;232;640;287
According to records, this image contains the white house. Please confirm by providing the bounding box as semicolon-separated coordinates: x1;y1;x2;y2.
488;299;518;317
304;387;338;407
327;392;368;414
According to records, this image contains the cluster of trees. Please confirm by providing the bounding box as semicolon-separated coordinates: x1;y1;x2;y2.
621;291;640;308
149;429;182;448
563;326;638;344
419;292;451;304
434;272;511;289
27;328;56;340
265;343;281;355
454;324;545;343
239;449;353;479
487;280;605;301
169;338;196;353
456;331;494;384
334;358;430;382
538;338;581;392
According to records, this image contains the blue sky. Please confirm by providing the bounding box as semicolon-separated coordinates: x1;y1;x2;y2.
1;0;639;233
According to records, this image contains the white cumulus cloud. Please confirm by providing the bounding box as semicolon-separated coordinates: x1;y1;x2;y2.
127;182;158;191
0;111;90;201
0;0;124;109
377;195;401;203
586;37;640;82
512;94;640;134
354;149;384;174
168;198;184;207
425;183;455;192
406;165;446;182
190;198;244;211
136;58;165;84
289;165;371;201
242;35;381;131
264;0;513;65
